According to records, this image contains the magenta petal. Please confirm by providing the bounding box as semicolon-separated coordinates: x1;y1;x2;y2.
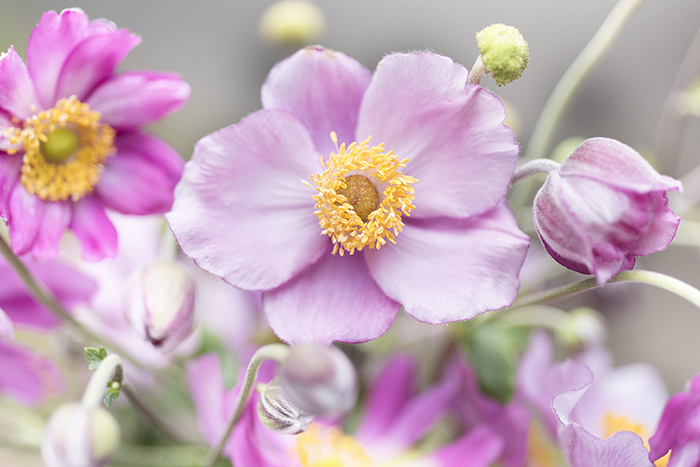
559;424;655;467
167;110;327;291
0;154;22;218
431;426;504;467
95;132;184;215
0;46;39;119
31;200;71;259
365;203;529;324
187;354;227;444
263;252;400;346
261;46;372;156
8;184;44;256
69;196;117;261
54;28;141;101
87;71;190;130
628;191;680;256
356;52;518;218
0;340;64;406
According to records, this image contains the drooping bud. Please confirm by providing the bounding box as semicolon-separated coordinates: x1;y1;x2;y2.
258;0;327;47
257;380;315;434
556;307;607;349
41;403;120;467
476;23;529;86
124;260;196;350
278;344;357;417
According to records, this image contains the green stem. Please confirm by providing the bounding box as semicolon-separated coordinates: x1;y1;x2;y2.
511;270;700;310
201;344;290;467
82;354;122;408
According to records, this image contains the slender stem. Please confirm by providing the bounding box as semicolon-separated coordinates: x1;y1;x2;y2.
201;344;290;467
122;381;193;444
511;159;560;184
468;55;486;85
82;354;123;408
510;270;700;310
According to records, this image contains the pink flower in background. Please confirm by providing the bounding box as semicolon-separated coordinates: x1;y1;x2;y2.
168;46;529;345
0;8;190;261
533;138;681;284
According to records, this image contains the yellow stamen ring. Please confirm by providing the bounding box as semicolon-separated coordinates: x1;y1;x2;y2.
308;134;417;255
294;423;371;467
7;96;115;202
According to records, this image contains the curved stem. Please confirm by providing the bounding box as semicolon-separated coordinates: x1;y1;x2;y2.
468;55;486;85
511;159;560;185
201;344;290;467
510;270;700;310
82;354;123;408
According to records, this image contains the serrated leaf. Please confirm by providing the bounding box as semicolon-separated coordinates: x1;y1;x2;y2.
103;388;121;408
85;347;108;371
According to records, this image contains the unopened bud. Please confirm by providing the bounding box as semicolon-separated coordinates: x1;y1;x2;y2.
476;23;529;86
41;403;120;467
278;344;357;417
124;260;196;350
258;0;327;47
556;307;607;349
257;381;314;434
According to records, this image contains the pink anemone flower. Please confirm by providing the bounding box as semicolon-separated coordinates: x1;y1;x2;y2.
0;9;190;261
168;46;529;345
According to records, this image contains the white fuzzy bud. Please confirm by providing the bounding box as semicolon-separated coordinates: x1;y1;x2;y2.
257;381;314;434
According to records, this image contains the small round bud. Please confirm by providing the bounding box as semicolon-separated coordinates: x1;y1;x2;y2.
258;0;327;48
124;260;196;351
257;381;315;434
476;24;529;86
556;307;607;349
278;344;357;417
41;403;120;467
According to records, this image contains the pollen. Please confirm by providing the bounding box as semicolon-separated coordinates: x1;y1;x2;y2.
294;423;371;467
6;96;115;202
308;134;417;255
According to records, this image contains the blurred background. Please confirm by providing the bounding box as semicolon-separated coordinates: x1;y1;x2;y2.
1;0;699;419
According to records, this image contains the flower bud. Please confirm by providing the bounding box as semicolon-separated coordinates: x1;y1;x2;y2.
41;403;120;467
258;0;326;47
476;23;529;86
278;344;357;417
556;307;607;349
124;260;196;350
257;381;315;434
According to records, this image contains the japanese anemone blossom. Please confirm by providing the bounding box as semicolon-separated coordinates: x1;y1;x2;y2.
168;46;529;345
0;9;190;261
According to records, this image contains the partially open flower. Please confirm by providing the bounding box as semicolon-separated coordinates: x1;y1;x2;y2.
41;403;121;467
533;138;681;284
278;343;357;417
124;260;196;350
257;380;315;434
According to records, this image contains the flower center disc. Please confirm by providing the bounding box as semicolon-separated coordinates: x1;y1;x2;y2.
309;134;417;256
8;96;115;202
295;423;371;467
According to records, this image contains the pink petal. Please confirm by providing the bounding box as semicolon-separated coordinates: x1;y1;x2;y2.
365;202;529;324
69;196;117;261
628;191;680;256
559;425;655;467
0;309;12;339
87;71;190;130
8;184;44;256
561;138;682;194
167;110;327;291
95;132;184;215
31;200;71;259
263;251;399;346
0;46;39;119
431;426;504;467
356;52;518;219
187;354;227;444
0;340;64;406
0;153;22;218
54;28;141;102
261;46;372;156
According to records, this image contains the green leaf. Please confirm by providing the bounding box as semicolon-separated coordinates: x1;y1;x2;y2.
464;323;529;404
103;387;121;408
85;347;108;371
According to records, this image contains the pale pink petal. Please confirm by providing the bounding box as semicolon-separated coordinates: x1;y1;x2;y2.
187;354;227;444
559;424;655;467
356;52;518;218
261;46;372;156
560;138;682;194
263;251;400;346
431;426;504;467
69;196;117;261
7;184;44;256
54;28;141;101
167;110;326;291
0;309;12;339
95;132;183;215
628;191;680;256
365;203;529;324
0;340;64;406
87;71;190;130
0;46;39;119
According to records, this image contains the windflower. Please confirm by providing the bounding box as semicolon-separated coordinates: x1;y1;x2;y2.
0;9;190;261
532;138;681;284
168;46;529;345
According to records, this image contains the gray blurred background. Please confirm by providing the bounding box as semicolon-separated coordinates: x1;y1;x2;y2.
1;0;699;394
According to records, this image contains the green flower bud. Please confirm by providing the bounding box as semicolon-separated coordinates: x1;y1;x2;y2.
556;307;607;349
476;24;529;86
258;0;327;47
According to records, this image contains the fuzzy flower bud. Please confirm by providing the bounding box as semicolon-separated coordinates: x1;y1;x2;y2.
257;380;315;434
124;260;196;350
258;0;326;47
533;138;682;284
41;403;120;467
278;344;357;417
476;23;529;85
556;307;607;349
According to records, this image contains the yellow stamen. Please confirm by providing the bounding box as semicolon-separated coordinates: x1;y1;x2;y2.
7;96;115;202
600;412;670;467
308;135;417;255
294;423;371;467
